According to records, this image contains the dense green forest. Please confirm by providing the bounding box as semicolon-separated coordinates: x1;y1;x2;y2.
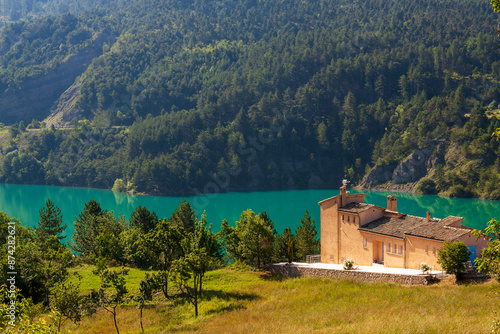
0;0;499;197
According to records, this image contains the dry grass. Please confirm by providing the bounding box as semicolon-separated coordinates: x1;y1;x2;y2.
59;267;500;334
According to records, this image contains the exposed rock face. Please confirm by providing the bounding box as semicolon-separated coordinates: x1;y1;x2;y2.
392;147;434;184
0;32;112;124
361;162;398;188
361;144;443;188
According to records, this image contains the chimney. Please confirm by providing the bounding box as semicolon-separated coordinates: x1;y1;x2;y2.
340;186;347;207
387;195;397;212
426;212;431;222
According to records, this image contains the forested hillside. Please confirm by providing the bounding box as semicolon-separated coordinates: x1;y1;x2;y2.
0;0;499;198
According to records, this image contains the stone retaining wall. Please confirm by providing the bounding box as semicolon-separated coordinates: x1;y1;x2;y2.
269;264;433;285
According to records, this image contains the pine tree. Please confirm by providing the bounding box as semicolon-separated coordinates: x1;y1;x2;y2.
130;205;158;234
168;199;197;234
36;199;66;242
296;210;319;261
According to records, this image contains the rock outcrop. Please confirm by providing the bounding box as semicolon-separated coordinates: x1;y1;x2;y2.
0;32;113;124
361;142;446;190
392;147;434;184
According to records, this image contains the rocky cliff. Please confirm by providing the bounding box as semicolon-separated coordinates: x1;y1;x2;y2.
360;141;447;191
0;32;112;124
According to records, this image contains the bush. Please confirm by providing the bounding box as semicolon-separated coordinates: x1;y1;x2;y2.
420;262;430;274
448;185;474;198
416;178;437;194
343;258;354;270
437;241;471;280
112;178;127;192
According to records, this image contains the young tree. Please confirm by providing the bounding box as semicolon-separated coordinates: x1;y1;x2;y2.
219;210;275;268
36;199;66;242
16;234;73;306
130;205;158;234
472;218;500;281
168;199;197;234
89;267;129;334
218;218;242;262
134;273;160;333
274;227;296;263
174;249;212;318
296;211;319;261
183;213;223;294
73;200;124;260
437;241;471;280
50;280;84;331
138;219;184;297
72;200;105;256
238;210;275;269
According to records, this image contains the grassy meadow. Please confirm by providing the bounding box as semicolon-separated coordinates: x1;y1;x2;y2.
59;265;499;334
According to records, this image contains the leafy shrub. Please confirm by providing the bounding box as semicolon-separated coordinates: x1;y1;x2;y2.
437;241;471;280
416;178;437;194
343;258;354;270
420;262;430;274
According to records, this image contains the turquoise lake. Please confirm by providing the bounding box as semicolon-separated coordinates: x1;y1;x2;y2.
1;183;499;241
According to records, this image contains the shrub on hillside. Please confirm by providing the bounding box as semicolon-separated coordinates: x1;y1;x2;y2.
416;178;437;194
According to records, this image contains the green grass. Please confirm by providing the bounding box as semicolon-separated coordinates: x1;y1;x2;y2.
59;266;500;334
68;265;159;293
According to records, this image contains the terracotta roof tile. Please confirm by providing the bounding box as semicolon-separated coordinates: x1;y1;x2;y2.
358;214;469;241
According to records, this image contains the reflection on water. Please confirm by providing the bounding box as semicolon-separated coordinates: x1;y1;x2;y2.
0;183;497;242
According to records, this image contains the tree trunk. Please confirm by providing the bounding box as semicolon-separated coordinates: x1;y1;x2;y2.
113;306;120;334
162;270;171;298
140;305;144;333
194;276;199;318
58;315;63;332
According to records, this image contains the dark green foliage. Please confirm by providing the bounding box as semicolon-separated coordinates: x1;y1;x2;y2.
472;218;500;281
137;219;184;297
0;0;498;196
274;227;296;263
168;200;197;234
36;199;66;242
72;200;125;260
295;211;319;261
437;241;471;280
130;205;158;234
220;210;275;268
416;178;437;195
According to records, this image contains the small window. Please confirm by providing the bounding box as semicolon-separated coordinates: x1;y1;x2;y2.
353;217;356;223
426;246;428;254
393;245;397;254
342;215;344;221
399;245;403;255
433;247;436;255
347;216;350;222
330;255;334;261
387;244;391;253
363;238;367;248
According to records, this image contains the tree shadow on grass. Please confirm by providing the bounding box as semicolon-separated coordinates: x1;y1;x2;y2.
259;269;296;282
203;290;259;315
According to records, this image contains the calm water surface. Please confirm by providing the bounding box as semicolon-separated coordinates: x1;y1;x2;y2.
1;183;498;242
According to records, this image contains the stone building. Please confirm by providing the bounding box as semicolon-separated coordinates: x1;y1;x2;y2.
319;185;488;270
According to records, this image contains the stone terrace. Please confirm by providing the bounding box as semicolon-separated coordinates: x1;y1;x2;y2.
270;262;445;285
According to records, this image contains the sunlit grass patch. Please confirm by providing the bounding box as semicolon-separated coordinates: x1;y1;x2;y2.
60;267;500;334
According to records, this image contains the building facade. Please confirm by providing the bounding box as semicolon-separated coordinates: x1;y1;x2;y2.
319;186;488;270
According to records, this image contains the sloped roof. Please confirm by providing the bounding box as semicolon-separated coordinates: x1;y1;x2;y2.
406;216;470;241
358;214;469;241
338;202;376;214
